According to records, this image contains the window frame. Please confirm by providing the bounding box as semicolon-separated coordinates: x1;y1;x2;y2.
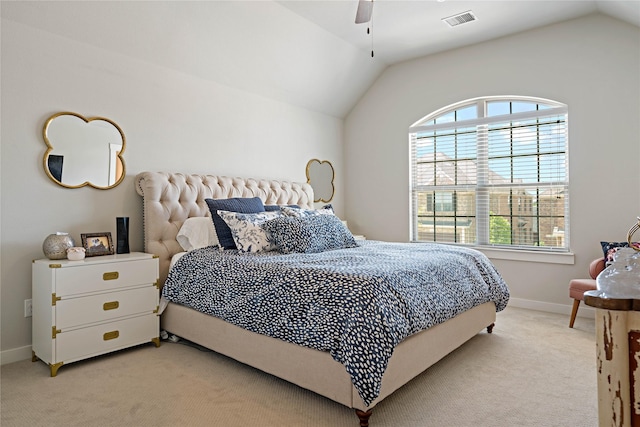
409;96;569;253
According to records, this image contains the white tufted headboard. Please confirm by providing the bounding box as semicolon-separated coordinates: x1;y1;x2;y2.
135;172;315;285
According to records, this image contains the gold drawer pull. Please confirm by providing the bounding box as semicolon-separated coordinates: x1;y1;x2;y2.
103;271;119;281
103;301;119;311
103;331;119;341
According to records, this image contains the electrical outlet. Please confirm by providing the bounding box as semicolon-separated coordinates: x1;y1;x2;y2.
24;299;32;318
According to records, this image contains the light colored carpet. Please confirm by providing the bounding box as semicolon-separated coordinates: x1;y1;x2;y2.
1;307;597;427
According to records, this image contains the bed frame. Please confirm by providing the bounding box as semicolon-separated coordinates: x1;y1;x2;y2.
135;172;496;426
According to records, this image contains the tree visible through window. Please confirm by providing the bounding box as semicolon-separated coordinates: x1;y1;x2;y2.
409;96;569;251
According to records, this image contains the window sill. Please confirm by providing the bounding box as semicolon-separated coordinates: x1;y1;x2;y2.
473;247;575;265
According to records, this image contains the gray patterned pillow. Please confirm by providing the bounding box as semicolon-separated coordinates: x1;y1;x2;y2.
261;213;357;254
218;210;281;253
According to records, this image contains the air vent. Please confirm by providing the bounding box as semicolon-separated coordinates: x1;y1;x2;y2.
442;10;477;27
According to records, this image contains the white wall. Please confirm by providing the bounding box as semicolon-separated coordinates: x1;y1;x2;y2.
0;19;343;361
345;14;640;313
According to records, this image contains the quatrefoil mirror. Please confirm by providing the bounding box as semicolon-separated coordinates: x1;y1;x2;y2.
42;112;126;189
306;159;335;203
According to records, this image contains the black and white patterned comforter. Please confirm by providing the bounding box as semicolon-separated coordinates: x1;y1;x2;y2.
162;241;509;406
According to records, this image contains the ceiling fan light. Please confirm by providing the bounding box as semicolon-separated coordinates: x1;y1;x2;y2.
355;0;374;24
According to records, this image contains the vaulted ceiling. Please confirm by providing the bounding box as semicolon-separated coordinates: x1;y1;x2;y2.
2;1;638;118
279;0;640;65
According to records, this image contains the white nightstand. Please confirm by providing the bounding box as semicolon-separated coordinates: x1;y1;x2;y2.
32;252;160;376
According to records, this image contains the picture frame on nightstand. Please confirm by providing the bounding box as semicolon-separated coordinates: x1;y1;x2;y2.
81;232;114;257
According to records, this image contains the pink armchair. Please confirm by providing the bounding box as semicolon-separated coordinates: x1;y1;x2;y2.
569;257;606;328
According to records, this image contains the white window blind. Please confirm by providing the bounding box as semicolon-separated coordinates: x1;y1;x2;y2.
409;97;569;251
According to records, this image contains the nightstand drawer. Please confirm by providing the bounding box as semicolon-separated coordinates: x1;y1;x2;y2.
55;313;158;362
56;286;158;329
54;259;157;296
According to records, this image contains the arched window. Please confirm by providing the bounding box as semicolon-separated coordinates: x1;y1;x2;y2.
409;96;569;251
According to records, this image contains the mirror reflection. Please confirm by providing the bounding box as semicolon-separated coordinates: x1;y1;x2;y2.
42;112;126;189
306;159;335;203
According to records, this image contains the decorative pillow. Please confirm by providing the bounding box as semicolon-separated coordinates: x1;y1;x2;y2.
280;204;334;218
261;214;357;254
264;204;300;211
217;210;281;253
205;197;265;249
176;217;218;251
601;241;640;264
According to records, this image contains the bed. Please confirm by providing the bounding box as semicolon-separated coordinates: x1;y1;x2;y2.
135;171;509;426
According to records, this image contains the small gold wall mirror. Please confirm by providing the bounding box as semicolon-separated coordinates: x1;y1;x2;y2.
42;112;126;189
306;159;335;203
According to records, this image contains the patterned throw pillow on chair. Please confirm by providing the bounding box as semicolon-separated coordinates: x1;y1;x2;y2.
600;241;640;264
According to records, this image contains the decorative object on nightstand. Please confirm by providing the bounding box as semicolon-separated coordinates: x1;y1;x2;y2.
116;217;130;254
81;232;114;257
66;247;85;261
42;232;76;260
32;252;160;376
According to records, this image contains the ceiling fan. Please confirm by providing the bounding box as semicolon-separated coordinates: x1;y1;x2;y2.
355;0;375;57
355;0;374;24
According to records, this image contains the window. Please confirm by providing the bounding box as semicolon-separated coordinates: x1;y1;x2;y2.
409;96;568;251
427;192;456;212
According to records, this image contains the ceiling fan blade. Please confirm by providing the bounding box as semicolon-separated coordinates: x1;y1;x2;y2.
355;0;373;24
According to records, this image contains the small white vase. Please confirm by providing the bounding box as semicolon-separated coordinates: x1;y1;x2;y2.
66;247;86;261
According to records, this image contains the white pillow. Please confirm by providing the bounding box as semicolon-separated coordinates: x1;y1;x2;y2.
176;217;218;251
217;210;281;253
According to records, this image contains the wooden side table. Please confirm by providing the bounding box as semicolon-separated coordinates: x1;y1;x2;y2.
584;248;640;427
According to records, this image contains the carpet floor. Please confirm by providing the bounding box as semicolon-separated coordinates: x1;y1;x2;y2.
1;306;597;427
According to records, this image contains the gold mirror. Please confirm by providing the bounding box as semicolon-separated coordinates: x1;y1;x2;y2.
306;159;335;203
42;112;126;189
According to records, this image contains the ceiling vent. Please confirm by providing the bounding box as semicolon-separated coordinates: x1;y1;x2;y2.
442;10;477;27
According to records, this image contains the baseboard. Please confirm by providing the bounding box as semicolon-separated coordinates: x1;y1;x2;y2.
508;297;595;318
1;345;32;366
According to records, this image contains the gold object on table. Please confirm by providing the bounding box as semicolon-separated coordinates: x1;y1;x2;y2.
627;216;640;251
